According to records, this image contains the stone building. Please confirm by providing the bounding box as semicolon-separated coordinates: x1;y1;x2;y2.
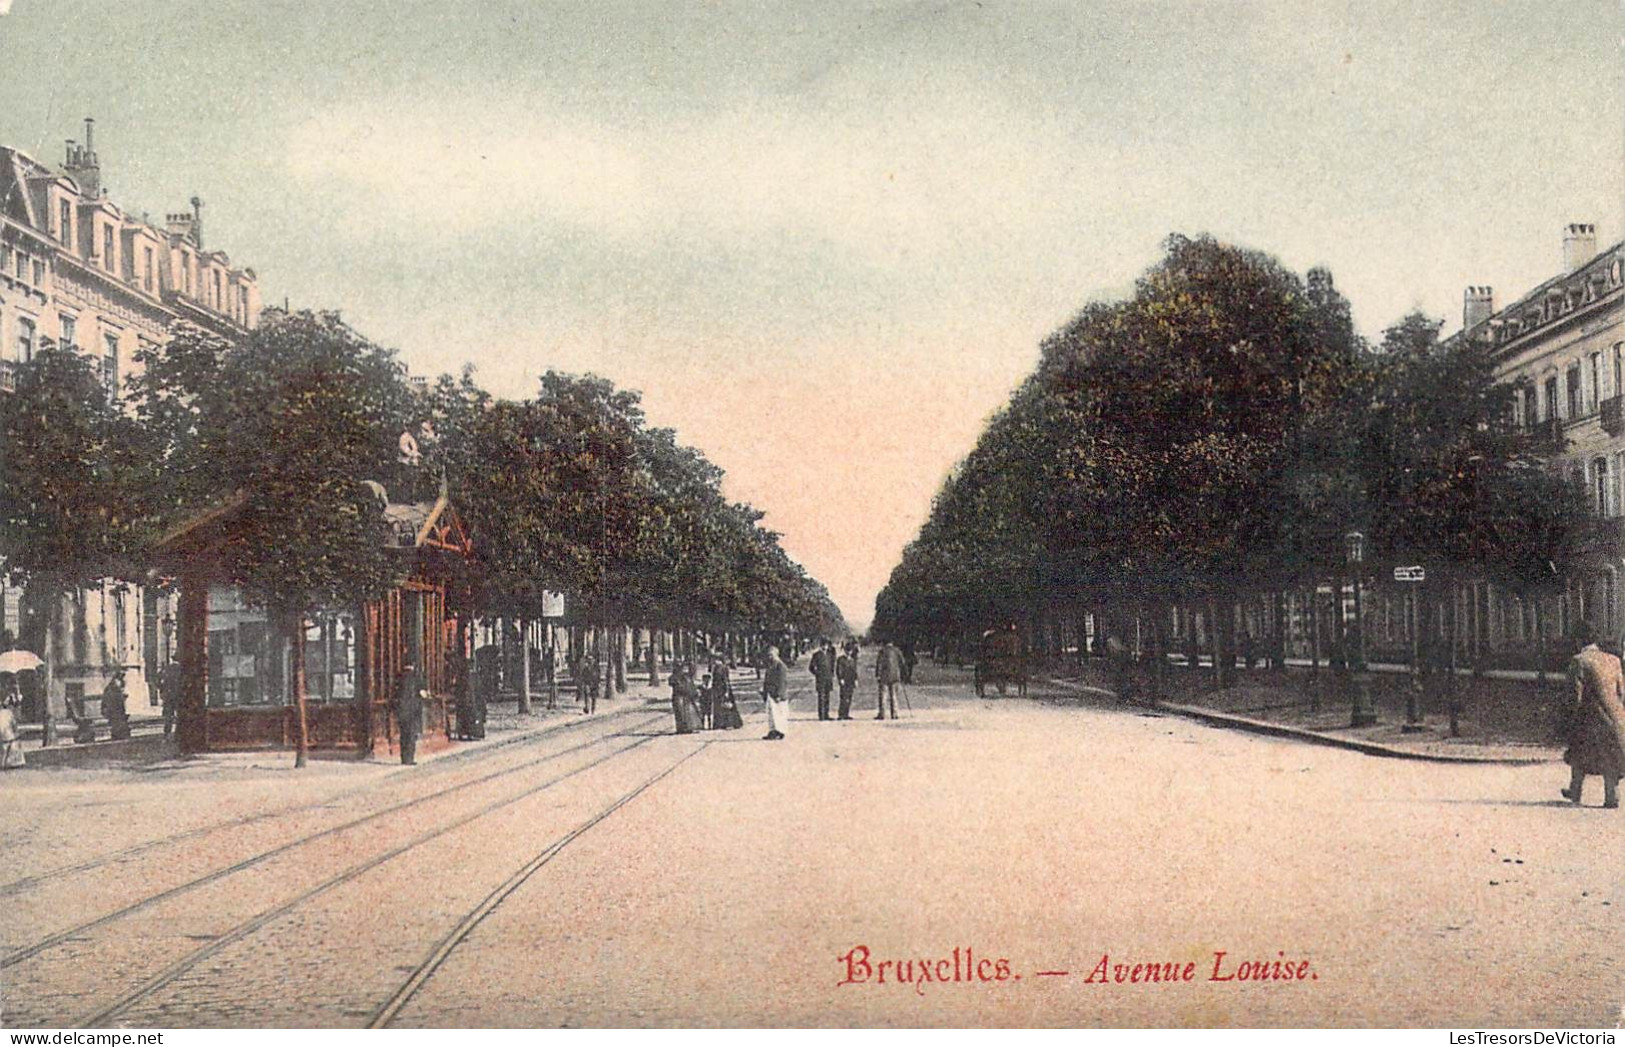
0;119;261;723
1356;225;1625;669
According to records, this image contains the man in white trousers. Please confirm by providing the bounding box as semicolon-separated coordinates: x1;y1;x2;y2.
762;645;789;740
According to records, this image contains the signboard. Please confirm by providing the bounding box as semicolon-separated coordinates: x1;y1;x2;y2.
541;591;566;618
1393;565;1426;583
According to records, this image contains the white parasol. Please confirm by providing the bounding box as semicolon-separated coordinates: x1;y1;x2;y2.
0;650;44;674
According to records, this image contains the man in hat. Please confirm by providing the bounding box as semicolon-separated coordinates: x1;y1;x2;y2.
393;660;424;766
761;645;789;740
1562;621;1625;808
875;640;905;720
835;641;859;720
809;639;837;721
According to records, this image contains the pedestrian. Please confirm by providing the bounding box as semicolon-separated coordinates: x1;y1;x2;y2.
761;645;789;740
160;658;181;738
809;639;837;721
710;651;742;730
669;661;703;735
901;640;918;684
0;675;25;769
836;641;859;720
394;660;424;766
875;640;905;720
1561;621;1625;809
102;670;131;741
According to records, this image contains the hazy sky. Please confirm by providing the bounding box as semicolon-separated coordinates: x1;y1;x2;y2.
1;1;1620;628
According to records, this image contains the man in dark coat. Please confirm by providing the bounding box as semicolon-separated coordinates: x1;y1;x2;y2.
809;640;837;721
1562;622;1625;808
394;660;424;766
159;659;181;738
761;645;789;740
835;642;859;720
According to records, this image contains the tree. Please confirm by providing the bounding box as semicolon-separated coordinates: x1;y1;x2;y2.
131;310;416;765
0;342;150;740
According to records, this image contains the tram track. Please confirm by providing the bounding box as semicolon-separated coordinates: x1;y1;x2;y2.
2;712;668;972
368;741;711;1028
0;702;653;900
72;733;707;1029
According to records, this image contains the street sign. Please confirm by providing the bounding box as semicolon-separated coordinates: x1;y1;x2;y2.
1393;566;1426;583
541;591;566;618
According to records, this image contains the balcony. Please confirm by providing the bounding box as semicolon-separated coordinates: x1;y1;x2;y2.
1603;395;1625;436
0;359;15;393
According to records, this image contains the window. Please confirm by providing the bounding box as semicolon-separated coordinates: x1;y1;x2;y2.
1568;366;1583;419
58;199;72;246
30;258;42;285
213;269;222;309
1616;344;1624;400
15;251;26;282
1544;376;1560;421
1594;457;1610;516
1590;352;1603;411
102;332;118;395
142;246;154;291
16;317;35;363
58;314;75;347
1;244;10;273
181;253;192;296
1615;452;1625;518
102;225;115;272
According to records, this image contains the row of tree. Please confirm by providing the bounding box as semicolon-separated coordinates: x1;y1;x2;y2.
1;308;845;719
871;234;1590;688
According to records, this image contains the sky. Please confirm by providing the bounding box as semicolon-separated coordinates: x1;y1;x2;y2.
0;1;1620;629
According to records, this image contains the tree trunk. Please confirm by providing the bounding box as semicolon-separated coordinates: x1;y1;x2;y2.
40;581;59;746
291;611;311;769
518;617;532;715
1447;584;1461;737
1534;596;1547;686
1272;590;1286;673
613;626;627;693
1308;587;1322;712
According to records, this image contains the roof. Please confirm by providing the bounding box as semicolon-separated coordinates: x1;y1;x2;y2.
154;485;473;565
1462;241;1625;360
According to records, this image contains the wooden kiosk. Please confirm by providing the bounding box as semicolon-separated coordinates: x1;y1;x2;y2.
156;489;474;757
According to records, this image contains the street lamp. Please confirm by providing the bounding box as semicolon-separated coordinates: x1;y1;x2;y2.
1345;529;1377;726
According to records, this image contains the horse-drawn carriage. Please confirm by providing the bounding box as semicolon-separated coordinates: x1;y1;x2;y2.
974;626;1027;698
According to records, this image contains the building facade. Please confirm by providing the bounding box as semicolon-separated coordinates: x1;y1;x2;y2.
1355;224;1625;669
0;119;261;720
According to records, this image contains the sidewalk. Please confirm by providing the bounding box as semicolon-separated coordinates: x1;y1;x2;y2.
4;683;671;774
1040;670;1562;765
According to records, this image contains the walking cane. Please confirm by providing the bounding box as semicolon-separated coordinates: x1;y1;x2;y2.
900;681;913;716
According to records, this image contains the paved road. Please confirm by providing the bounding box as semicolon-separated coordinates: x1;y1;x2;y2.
1;656;1619;1027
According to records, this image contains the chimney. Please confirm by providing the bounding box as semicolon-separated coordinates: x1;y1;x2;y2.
190;195;203;249
1563;223;1597;273
165;211;197;245
1463;286;1495;330
63;116;102;198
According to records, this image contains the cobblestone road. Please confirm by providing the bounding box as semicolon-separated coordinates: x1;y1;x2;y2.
2;660;1620;1027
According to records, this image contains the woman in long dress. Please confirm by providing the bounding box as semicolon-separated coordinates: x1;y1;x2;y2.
669;663;703;735
0;677;26;769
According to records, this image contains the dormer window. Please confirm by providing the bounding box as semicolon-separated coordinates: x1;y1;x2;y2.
102;225;114;272
58;199;72;247
142;245;154;291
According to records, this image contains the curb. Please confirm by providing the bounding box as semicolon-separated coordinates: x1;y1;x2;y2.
1037;676;1556;765
1154;702;1558;765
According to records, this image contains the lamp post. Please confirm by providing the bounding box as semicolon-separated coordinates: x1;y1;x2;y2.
1345;530;1377;727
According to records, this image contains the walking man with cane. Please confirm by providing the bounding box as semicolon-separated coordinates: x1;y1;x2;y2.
875;640;905;720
